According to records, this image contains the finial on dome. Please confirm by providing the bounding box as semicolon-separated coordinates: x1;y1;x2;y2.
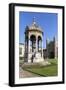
33;17;36;25
33;17;35;22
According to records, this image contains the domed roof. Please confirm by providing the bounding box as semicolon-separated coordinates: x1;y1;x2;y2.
26;17;42;32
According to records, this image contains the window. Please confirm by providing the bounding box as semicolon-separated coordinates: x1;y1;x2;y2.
19;47;22;55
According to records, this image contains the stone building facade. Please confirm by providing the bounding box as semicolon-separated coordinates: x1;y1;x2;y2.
43;37;58;59
19;43;25;60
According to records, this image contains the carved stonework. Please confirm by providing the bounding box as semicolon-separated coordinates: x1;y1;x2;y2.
24;18;44;63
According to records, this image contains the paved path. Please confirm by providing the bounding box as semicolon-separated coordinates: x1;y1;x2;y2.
19;67;39;78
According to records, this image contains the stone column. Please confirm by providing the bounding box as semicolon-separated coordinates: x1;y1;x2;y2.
25;36;28;62
25;36;26;52
36;36;38;53
28;35;30;53
24;36;26;62
28;35;31;63
42;37;43;58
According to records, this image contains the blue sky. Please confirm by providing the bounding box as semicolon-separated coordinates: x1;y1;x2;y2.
19;12;58;48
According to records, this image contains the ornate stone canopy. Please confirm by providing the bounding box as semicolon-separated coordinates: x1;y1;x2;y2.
24;17;44;63
25;17;43;34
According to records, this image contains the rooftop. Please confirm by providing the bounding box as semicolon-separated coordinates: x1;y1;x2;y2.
25;17;43;32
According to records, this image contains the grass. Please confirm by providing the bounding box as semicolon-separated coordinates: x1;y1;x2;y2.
48;58;58;65
22;59;58;77
26;64;57;76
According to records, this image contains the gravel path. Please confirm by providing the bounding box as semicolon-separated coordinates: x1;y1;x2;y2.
19;67;39;78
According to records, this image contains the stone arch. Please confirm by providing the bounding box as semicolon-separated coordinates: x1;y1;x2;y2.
38;36;42;52
30;34;36;41
30;35;36;52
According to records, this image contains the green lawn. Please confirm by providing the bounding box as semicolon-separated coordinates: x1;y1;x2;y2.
23;59;58;77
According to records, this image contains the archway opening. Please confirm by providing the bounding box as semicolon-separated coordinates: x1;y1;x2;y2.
30;35;36;52
38;36;42;52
